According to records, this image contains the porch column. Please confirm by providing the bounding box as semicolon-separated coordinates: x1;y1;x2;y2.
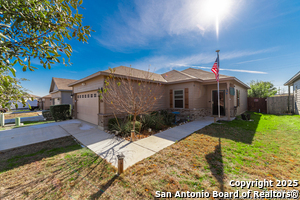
227;82;230;120
288;85;290;113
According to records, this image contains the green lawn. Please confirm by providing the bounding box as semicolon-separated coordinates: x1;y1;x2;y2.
0;112;299;199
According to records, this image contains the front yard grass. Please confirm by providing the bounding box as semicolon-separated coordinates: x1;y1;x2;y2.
101;112;300;199
0;112;299;199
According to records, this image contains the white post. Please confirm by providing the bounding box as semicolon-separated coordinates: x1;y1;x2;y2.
216;50;220;120
0;113;5;127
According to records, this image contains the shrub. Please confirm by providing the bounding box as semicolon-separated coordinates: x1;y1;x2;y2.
140;114;155;130
127;114;141;121
108;117;123;130
141;113;166;131
126;121;142;133
49;104;72;121
110;119;130;137
42;110;53;120
160;110;175;126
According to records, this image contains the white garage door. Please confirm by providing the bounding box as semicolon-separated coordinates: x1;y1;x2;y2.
77;91;99;125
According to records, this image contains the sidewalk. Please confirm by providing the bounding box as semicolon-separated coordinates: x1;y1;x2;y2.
0;117;214;169
60;117;214;169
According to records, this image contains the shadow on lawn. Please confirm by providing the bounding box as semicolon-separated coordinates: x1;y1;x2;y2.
205;138;224;192
0;136;81;173
199;112;262;144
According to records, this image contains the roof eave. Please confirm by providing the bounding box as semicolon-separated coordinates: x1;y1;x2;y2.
202;77;250;89
165;78;202;84
284;71;300;86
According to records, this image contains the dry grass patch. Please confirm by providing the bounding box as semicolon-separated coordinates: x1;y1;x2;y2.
4;112;41;119
0;137;117;199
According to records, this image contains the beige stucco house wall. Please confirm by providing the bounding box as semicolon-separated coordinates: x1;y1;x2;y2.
69;66;250;130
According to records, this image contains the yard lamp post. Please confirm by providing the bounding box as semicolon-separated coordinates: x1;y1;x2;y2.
117;153;125;175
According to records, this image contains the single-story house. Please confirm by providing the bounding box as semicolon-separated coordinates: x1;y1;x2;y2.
49;77;77;106
38;94;51;110
68;66;250;130
284;70;300;115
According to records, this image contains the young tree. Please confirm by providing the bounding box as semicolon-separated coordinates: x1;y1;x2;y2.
0;0;93;104
0;69;30;109
248;80;277;98
100;67;164;141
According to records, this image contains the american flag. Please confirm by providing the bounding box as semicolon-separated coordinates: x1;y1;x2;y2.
211;57;219;82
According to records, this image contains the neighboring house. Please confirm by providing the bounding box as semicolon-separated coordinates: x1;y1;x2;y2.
38;94;52;110
49;77;77;106
68;66;250;130
10;94;40;110
284;71;300;115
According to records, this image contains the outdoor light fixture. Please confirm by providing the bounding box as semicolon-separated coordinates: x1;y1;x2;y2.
82;82;86;86
70;93;74;98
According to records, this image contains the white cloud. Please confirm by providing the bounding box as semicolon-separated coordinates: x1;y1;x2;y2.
111;47;274;74
194;66;267;74
97;0;241;50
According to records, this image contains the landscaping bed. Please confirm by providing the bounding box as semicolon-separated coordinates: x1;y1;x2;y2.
106;110;192;141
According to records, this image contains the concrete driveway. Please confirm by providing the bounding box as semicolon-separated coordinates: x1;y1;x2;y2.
0;118;214;170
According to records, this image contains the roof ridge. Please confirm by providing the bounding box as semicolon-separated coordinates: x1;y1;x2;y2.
174;69;197;79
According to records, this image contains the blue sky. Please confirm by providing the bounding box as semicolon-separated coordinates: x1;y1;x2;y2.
14;0;300;96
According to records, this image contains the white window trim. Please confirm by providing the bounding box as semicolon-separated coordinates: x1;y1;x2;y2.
173;89;185;109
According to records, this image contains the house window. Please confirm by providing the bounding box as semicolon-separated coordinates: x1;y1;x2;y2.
174;90;184;108
94;94;96;97
236;89;240;107
85;95;86;98
88;94;89;98
91;94;93;98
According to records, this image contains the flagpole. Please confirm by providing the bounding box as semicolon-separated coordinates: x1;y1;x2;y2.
216;50;220;120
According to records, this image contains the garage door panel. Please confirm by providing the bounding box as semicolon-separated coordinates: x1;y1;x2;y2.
77;91;98;125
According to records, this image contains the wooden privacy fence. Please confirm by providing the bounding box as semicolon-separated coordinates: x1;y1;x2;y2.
247;97;267;113
248;96;294;114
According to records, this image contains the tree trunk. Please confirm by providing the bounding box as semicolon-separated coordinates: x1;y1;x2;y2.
131;114;136;141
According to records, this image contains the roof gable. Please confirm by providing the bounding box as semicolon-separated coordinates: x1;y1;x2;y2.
49;77;77;93
161;70;197;82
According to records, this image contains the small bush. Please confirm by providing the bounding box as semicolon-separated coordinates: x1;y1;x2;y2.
108;117;123;130
126;121;142;133
49;104;72;121
127;114;141;122
110;119;130;137
42;110;53;120
160;110;175;126
141;113;166;131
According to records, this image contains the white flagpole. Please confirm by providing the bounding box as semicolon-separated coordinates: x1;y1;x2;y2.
216;50;220;120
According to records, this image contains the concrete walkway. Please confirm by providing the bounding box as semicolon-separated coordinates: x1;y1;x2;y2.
0;118;214;170
59;117;214;169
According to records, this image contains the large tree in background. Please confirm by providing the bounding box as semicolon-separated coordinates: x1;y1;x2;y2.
0;0;92;105
248;80;277;98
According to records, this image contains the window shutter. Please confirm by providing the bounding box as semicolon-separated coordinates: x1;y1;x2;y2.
185;88;189;109
170;89;173;108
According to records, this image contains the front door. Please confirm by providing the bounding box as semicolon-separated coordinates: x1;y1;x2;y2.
212;90;225;116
